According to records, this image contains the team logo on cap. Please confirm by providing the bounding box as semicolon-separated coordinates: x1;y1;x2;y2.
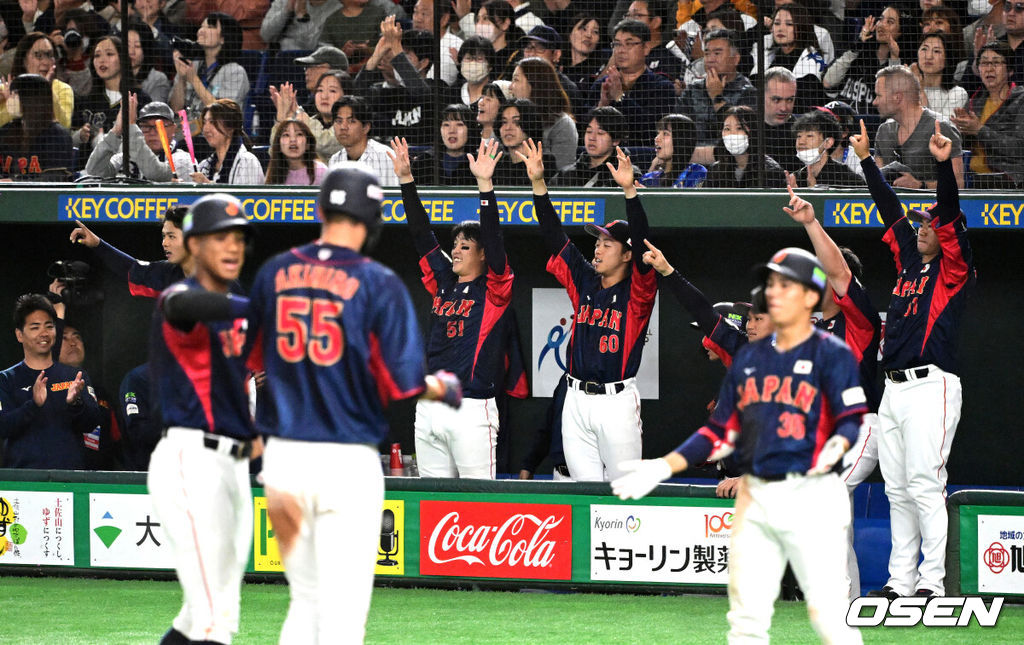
330;190;347;205
812;267;827;289
771;250;789;263
225;202;239;216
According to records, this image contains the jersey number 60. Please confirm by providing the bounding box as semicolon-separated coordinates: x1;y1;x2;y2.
276;296;345;366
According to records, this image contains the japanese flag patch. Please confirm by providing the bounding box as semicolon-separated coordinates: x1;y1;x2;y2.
794;360;813;374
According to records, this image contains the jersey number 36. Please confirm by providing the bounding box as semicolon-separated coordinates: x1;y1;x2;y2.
276;296;345;366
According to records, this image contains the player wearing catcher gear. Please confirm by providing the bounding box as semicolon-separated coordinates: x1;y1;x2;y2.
388;137;527;479
851;119;975;600
782;184;883;601
247;163;462;644
521;140;657;482
614;247;867;645
70;207;193;298
146;194;261;645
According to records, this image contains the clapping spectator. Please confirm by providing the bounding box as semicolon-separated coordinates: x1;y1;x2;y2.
411;104;476;184
587;19;676;147
912;32;967;118
509;57;577;170
260;0;342;52
553;106;634;187
319;0;387;68
191;98;264;184
0;73;73;180
705;105;786;187
824;6;911;114
2;32;73;129
640;114;707;187
74;35;150;150
952;42;1024;187
265;118;327;185
126;20;170;103
270;72;347;159
169;13;249;123
84;96;192;181
676;28;757;165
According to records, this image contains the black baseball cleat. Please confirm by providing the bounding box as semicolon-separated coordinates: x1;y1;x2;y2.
914;589;939;599
866;586;899;601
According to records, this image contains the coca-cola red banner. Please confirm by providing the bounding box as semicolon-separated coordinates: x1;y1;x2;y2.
419;501;573;580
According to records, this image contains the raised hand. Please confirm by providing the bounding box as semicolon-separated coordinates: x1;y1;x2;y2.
641;239;674;276
514;137;545;182
386;136;413;181
849;118;871;161
860;15;877;43
128;92;138;126
66;371;86;405
467;138;503;181
705;67;724;99
606;146;636;191
950;107;980;137
381;15;403;51
928;119;952;162
70;220;101;247
33;370;48;407
782;184;816;224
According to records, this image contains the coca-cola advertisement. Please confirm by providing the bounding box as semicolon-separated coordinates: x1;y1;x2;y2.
419;501;573;580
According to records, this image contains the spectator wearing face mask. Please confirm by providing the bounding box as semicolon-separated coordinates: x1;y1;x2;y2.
458;0;518;80
456;35;507;106
789;109;864;188
705;105;786;188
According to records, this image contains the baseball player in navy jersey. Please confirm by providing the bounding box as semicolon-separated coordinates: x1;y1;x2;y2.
146;194;261;645
519;140;657;482
614;248;866;644
782;184;883;601
70;206;192;298
851;119;975;599
246;163;461;644
387;137;526;479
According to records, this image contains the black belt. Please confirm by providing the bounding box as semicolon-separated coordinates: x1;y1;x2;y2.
885;367;930;383
162;428;254;459
567;376;626;395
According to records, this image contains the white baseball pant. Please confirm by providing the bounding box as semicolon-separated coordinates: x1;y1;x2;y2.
147;429;253;645
840;412;880;601
878;366;961;596
414;397;498;478
261;437;384;645
726;473;862;645
561;378;642;482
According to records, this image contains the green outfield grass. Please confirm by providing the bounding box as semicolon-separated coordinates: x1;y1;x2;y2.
2;576;1021;644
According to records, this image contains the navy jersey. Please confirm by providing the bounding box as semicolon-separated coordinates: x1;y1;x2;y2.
676;329;868;479
863;157;975;373
0;361;104;469
815;275;882;411
248;242;427;444
93;240;185;298
538;194;657;383
119;363;161;471
406;183;518;399
149;279;257;440
703;317;748;368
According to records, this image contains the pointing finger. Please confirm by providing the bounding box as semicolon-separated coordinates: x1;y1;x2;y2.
859;118;867;138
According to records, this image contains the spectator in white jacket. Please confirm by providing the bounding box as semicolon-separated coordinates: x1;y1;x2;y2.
85;98;192;181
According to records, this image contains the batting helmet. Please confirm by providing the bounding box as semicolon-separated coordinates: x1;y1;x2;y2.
183;194;251;240
318;162;385;227
753;247;827;307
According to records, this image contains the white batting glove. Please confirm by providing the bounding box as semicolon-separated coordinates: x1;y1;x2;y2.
611;458;673;500
807;435;850;475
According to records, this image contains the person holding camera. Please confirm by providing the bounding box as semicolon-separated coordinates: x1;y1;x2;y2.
168;12;249;136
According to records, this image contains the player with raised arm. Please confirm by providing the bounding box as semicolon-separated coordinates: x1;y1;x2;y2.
782;183;883;601
388;136;525;479
850;119;975;600
521;139;657;481
146;194;262;645
613;247;866;644
69;206;193;298
247;164;462;643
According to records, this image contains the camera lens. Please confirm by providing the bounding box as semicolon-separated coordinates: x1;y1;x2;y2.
65;29;83;50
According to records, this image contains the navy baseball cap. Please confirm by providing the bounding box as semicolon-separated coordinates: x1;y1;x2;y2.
907;208;935;224
690;301;752;330
183;194;251;240
584;220;631;249
520;25;563;50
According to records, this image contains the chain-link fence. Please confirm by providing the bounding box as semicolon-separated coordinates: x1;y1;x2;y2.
0;0;1019;188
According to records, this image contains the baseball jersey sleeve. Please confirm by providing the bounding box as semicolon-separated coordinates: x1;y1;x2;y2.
625;196;653;275
533;191;570;258
674;367;743;466
368;272;428;404
931;159;974;288
402;181;443;258
479;189;508;275
818;341;869;450
833;275;881;365
92;240;182;298
0;372;39;439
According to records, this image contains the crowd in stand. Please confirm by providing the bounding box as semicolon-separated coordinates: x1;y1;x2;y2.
0;0;1021;187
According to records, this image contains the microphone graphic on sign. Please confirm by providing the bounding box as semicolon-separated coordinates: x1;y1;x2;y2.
377;509;399;566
